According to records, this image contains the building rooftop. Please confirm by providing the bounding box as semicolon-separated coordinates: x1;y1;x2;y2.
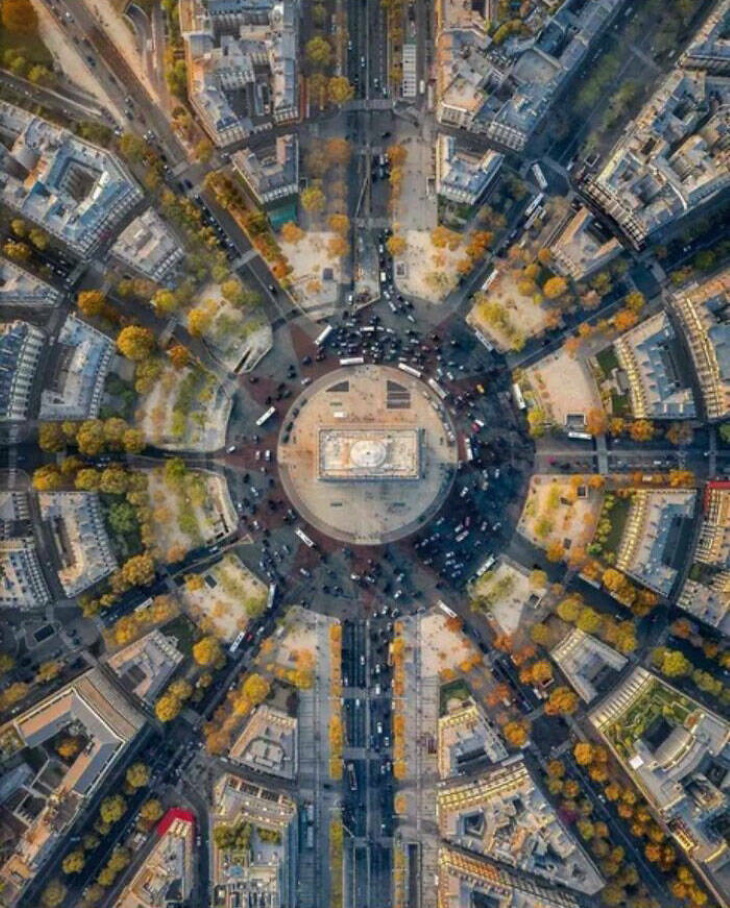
231;134;298;207
590;667;730;901
110;208;184;284
435;0;624;148
0;102;142;257
438;701;508;778
107;628;184;705
435;135;503;207
38;491;117;596
212;773;297;908
682;0;730;74
551;627;627;703
0;258;61;308
551;206;622;280
616;489;696;597
0;669;144;906
668;268;730;421
0;321;44;424
0;536;51;609
229;705;298;780
115;809;195;908
677;575;730;635
583;69;730;246
437;846;583;908
696;484;730;569
39;314;114;421
613;311;697;419
437;757;603;894
180;0;299;146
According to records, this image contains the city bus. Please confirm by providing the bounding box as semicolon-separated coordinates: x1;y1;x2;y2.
267;583;277;609
531;163;548;190
315;324;333;346
398;362;421;378
480;268;498;292
524;193;544;218
512;383;526;410
340;356;365;366
475;554;496;577
437;600;457;619
255;406;277;427
427;377;447;400
295;527;315;548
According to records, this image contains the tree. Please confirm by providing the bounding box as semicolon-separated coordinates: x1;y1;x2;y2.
557;597;582;623
281;221;305;245
117;326;156;362
74;468;100;491
3;240;31;261
62;850;86;874
328;214;350;235
502;719;530;746
38;422;67;452
1;0;38;35
306;36;332;68
32;464;63;491
194;138;214;163
118;553;155;588
100;794;127;825
301;186;326;214
327;236;349;258
125;762;150;789
188;306;213;337
386;235;407;257
41;880;66;908
628;419;656;441
77;290;106;318
586;408;608;436
328;75;354;104
139;799;164;826
544;685;579;716
193;635;223;667
387;144;408;167
168;344;191;369
613;308;639;332
576;606;603;635
625;290;645;312
155;692;182;722
543;276;568;300
242;673;270;705
123;428;145;454
0;653;15;674
546;541;565;563
36;661;61;683
574;742;594;765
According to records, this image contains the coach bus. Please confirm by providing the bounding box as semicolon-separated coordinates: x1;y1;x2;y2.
512;383;526;410
531;163;548;190
340;356;365;366
427;377;447;400
255;406;277;427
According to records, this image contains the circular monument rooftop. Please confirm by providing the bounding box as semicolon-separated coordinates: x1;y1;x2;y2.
277;364;460;545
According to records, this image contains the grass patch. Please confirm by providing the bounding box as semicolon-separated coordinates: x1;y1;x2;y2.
160;614;199;656
595;345;620;379
610;391;631;417
440;679;471;716
601;496;632;560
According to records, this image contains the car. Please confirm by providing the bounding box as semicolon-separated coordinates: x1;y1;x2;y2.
227;445;237;453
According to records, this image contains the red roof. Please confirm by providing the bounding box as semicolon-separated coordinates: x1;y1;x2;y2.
156;807;195;836
704;480;730;510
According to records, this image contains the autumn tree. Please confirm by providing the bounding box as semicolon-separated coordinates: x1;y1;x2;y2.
138;799;164;827
280;221;305;244
100;794;127;824
386;144;407;167
117;325;156;362
41;880;66;908
305;36;332;68
155;692;183;722
38;422;67;452
328;76;354;104
543;276;568;300
544;686;579;716
301;186;326;214
586;408;608;436
502;719;530;746
32;464;63;491
328;214;350;235
125;762;150;789
2;0;38;35
327;236;349;258
62;851;86;874
76;290;106;318
386;235;407;257
613;308;639;333
193;635;223;667
242;673;270;705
